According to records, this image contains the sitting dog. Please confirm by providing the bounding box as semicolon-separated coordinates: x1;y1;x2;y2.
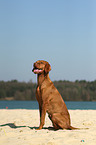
32;60;78;130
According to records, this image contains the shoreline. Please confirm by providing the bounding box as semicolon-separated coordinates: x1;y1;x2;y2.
0;109;96;145
0;101;96;110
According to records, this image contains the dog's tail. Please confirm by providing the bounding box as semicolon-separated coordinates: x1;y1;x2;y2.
68;126;88;130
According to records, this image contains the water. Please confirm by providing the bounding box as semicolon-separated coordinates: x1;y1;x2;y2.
0;101;96;110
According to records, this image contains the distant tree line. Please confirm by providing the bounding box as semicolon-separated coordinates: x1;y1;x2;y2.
0;80;96;101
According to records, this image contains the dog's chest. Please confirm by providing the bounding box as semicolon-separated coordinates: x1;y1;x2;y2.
37;85;49;101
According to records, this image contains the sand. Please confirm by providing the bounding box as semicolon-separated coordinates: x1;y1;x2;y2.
0;109;96;145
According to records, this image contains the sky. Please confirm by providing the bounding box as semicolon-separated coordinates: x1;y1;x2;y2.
0;0;96;82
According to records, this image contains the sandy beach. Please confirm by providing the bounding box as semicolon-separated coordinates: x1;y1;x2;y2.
0;109;96;145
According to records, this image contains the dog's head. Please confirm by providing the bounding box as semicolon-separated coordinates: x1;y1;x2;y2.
32;60;51;74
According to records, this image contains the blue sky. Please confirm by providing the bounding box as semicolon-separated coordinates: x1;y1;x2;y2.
0;0;96;82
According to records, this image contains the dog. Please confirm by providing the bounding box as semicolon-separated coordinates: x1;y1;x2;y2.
32;60;78;130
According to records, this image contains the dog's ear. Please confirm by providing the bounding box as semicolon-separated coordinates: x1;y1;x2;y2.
45;63;51;74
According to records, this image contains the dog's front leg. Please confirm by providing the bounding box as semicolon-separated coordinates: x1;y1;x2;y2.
37;103;47;130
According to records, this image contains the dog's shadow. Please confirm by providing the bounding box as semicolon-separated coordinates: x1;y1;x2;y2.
0;123;56;131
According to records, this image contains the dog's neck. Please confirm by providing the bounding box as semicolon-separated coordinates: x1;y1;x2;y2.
37;73;50;86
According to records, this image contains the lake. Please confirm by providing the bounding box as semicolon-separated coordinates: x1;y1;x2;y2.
0;101;96;110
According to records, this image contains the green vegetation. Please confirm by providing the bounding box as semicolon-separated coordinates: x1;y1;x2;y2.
0;80;96;101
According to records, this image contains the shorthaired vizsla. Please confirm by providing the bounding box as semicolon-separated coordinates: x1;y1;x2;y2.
32;60;78;130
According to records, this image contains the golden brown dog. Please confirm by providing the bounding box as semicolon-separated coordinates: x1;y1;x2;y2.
32;60;77;130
